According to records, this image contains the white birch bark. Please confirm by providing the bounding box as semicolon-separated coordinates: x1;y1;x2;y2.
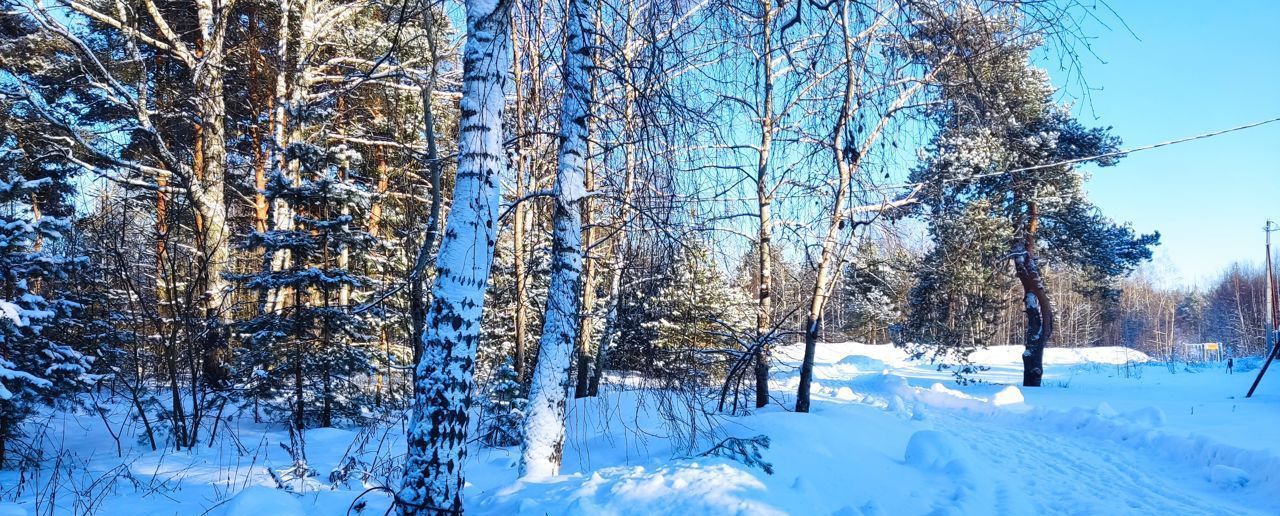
518;0;595;479
190;0;234;388
397;0;512;512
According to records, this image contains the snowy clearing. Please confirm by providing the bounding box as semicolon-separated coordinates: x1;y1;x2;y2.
3;343;1277;515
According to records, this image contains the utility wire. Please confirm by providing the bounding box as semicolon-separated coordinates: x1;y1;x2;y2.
966;115;1280;181
683;116;1280;203
867;116;1280;191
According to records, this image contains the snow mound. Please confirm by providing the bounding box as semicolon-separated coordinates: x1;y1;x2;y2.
480;463;784;515
836;355;889;372
1122;406;1166;427
1208;464;1250;489
219;486;304;516
904;430;965;471
0;503;28;516
990;386;1023;406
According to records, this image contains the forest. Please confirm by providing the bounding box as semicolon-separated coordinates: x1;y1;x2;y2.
1;0;1277;514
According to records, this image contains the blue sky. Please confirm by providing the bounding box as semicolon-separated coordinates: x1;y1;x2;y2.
1057;1;1280;287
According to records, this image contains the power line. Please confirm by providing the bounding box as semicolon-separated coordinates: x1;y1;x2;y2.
870;115;1280;191
976;116;1280;179
681;116;1280;205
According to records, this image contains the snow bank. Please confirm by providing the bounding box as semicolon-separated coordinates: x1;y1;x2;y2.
478;462;784;515
904;430;967;471
1027;406;1279;501
1209;464;1250;489
990;386;1024;406
219;486;304;516
969;345;1151;366
836;354;889;372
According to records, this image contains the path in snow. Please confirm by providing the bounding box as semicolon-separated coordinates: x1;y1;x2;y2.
929;411;1265;516
781;343;1277;516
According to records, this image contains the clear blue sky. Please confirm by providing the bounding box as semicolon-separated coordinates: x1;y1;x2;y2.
1057;1;1280;287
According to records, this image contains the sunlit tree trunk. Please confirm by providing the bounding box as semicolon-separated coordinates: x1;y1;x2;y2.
398;0;512;510
520;0;596;477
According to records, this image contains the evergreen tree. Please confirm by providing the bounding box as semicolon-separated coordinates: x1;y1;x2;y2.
235;143;378;428
906;8;1158;386
478;357;526;448
0;121;92;464
643;241;753;383
898;201;1013;380
837;243;913;343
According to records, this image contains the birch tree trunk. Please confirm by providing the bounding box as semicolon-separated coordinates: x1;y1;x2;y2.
795;2;857;412
397;0;511;511
751;0;776;409
519;0;595;478
191;0;233;390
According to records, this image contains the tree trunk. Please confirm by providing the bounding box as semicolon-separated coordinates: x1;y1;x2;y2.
586;94;636;397
512;170;529;379
510;15;532;381
190;4;232;391
260;0;295;316
752;0;776;409
796;1;856;413
398;0;511;510
572;154;597;398
520;0;595;477
410;17;444;369
1014;235;1053;387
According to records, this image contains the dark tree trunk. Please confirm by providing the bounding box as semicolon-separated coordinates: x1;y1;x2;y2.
1014;240;1053;387
795;316;819;412
409;26;444;372
753;348;769;408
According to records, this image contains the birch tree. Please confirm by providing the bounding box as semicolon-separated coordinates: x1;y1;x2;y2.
398;0;511;511
794;0;935;412
518;0;596;478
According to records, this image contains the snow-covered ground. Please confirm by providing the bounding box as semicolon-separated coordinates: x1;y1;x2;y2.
3;343;1278;515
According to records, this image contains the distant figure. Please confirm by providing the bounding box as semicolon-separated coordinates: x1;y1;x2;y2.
1227;357;1234;375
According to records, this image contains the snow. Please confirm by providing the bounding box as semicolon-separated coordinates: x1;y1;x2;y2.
1208;464;1250;489
991;386;1024;406
0;300;22;325
904;430;968;470
218;486;305;516
3;341;1278;515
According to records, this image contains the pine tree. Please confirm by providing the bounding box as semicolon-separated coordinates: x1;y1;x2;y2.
838;244;912;343
0;123;92;465
478;357;526;448
906;7;1158;386
898;201;1013;380
643;241;753;383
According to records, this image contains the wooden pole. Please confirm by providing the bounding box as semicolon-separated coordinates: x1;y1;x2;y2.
1246;220;1279;397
